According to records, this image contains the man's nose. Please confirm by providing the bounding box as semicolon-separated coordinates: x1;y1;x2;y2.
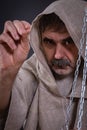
54;44;64;59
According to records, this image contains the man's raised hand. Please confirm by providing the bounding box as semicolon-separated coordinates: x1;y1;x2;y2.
0;20;31;69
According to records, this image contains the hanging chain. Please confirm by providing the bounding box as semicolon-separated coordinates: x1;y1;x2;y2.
62;7;87;130
77;8;87;130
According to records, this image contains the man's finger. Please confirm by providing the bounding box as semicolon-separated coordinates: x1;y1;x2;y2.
0;33;17;50
21;20;31;30
3;21;19;40
13;20;30;36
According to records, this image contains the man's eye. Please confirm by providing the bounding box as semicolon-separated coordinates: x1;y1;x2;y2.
43;39;53;44
42;38;55;48
62;39;74;46
65;41;70;45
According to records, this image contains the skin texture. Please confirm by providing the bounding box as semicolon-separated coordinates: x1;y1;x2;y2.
41;28;78;77
0;20;30;69
0;20;31;111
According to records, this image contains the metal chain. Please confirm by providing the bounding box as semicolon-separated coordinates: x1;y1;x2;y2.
62;8;87;130
77;8;87;130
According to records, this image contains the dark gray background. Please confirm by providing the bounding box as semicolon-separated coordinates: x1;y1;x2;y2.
0;0;87;33
0;0;55;33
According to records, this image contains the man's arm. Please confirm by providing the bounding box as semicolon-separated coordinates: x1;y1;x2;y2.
0;20;31;113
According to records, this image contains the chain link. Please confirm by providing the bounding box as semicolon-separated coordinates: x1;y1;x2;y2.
62;7;87;130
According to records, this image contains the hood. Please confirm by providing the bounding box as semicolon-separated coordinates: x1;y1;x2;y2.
30;0;87;70
30;0;87;97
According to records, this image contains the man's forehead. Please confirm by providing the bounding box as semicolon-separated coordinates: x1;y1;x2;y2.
42;29;71;41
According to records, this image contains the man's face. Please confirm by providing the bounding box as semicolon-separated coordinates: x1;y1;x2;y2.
41;28;78;77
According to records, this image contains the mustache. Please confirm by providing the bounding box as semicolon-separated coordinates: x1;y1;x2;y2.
51;59;73;68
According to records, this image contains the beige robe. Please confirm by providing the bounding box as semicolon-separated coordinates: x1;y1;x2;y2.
4;54;87;130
